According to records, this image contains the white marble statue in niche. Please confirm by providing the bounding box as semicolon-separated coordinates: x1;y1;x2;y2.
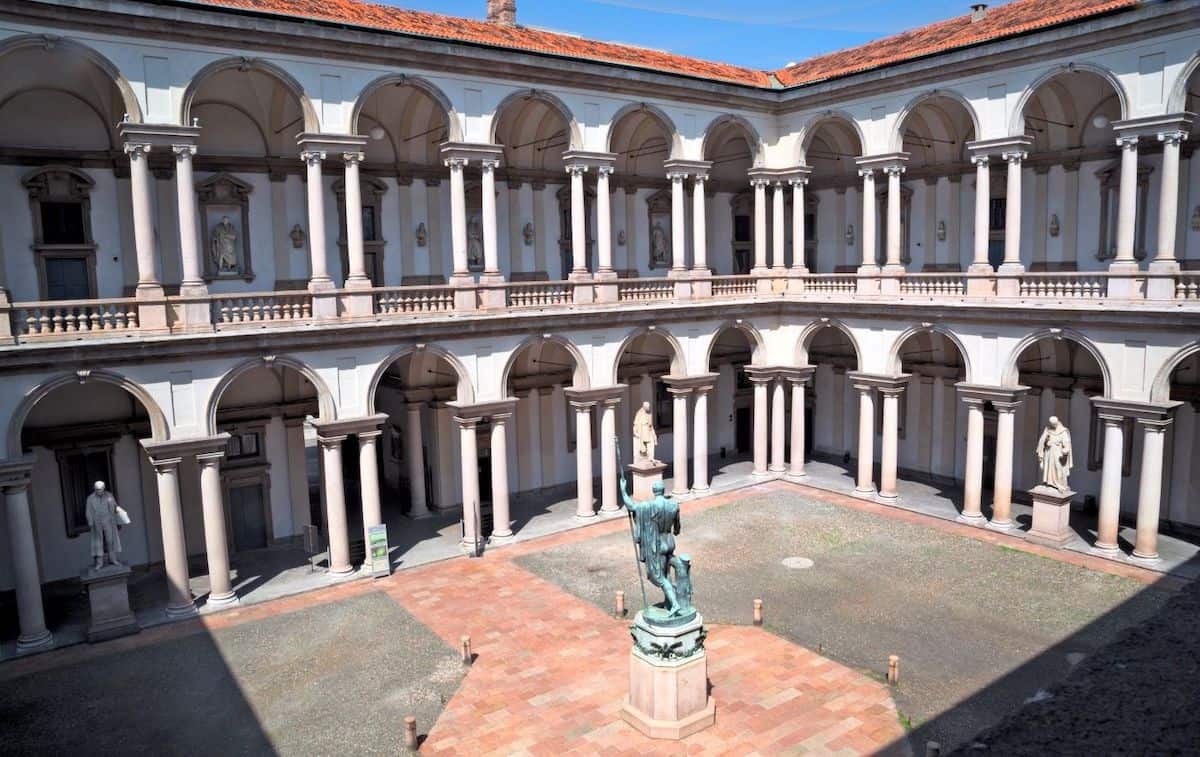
211;216;239;273
1036;416;1074;491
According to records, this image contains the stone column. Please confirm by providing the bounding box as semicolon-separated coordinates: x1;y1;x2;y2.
970;155;991;273
1001;149;1025;272
172;144;206;295
404;403;430;518
772;181;786;270
317;435;353;574
1094;412;1126;555
480;158;500;277
790;174;809;273
692;173;708;273
569;164;588;276
572;401;595;517
752;177;768;273
989;399;1021;530
669;170;688;272
1132;415;1171;561
1113;135;1140;269
490;411;513;538
447;156;470;281
150;457;196;618
597;166;614;274
600;396;621;512
852;381;876;498
883;164;905;273
1149;129;1188;290
692;385;711;494
198;449;239;604
1;465;53;653
455;417;481;547
960;396;987;524
859;168;877;272
787;374;808;479
878;385;904;502
126;141;162;296
669;387;690;495
770;377;786;473
358;427;383;550
751;375;770;475
301;149;333;290
343;151;370;288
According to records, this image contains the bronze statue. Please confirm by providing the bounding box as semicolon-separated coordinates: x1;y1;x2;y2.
619;469;694;621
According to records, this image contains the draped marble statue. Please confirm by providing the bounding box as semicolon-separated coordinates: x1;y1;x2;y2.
211;216;238;273
1036;416;1074;492
85;481;125;571
632;401;658;464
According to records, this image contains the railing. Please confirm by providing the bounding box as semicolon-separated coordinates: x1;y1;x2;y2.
507;281;571;308
899;273;967;296
618;279;673;302
1176;273;1200;300
375;286;454;315
1017;273;1108;299
213;293;313;325
711;276;757;298
12;298;139;340
805;274;857;294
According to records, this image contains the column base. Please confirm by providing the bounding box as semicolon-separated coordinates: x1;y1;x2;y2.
784;471;807;482
1129;551;1161;566
751;469;772;479
768;464;786;473
594;270;619;303
1146;258;1180;300
15;629;54;656
690;485;711;497
205;591;240;609
477;273;508;310
327;564;356;577
574;511;598;521
877;490;899;504
599;505;624;516
489;530;515;542
340;289;375;317
449;273;478;311
306;275;336;293
856;266;880;295
344;274;373;290
1105;260;1141;298
852;486;877;500
955;512;988;527
985;519;1016;533
165;601;199;620
1089;542;1122;558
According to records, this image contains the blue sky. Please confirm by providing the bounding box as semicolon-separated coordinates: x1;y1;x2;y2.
388;0;975;70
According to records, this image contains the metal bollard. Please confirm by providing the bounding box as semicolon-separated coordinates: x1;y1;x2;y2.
888;654;900;684
461;635;472;665
404;716;418;751
924;742;940;757
615;590;626;618
753;598;763;626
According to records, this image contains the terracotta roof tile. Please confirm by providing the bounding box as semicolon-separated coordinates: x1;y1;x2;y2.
775;0;1141;87
187;0;1142;90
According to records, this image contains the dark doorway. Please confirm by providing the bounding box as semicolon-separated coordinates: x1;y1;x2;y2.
735;407;752;454
229;484;268;551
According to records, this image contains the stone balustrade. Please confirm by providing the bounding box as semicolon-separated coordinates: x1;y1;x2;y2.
3;270;1199;344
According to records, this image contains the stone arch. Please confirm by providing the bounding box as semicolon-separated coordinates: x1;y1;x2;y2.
605;101;683;159
794;319;863;367
611;326;687;384
366;344;476;411
1167;51;1200;113
181;57;319;131
205;356;335;435
1150;340;1200;403
700;114;765;166
1009;62;1130;136
6;370;168;457
885;324;973;382
349;73;463;141
704;320;766;368
890;89;981;153
500;334;591;392
489;88;582;150
0;34;143;123
1001;329;1113;396
795;109;867;163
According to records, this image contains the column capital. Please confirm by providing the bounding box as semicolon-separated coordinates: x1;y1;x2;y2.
855;152;910;173
439;141;504;167
566;163;588;177
141;434;231;464
955;383;1030;406
300;150;326;165
661;373;719;393
965;135;1032;159
666;170;688;183
1158;129;1189;146
787;166;813;186
857;166;876;180
1114;134;1139;150
123;141;153;158
743;365;787;384
309;413;389;441
447;398;520;422
171;144;197;159
562;386;624;406
784;365;816;385
969;153;989;167
848;372;910;393
0;457;35;493
663;158;711;178
562;150;618;172
342;151;365;165
1090;397;1181;424
479;158;500;172
1002;149;1028;164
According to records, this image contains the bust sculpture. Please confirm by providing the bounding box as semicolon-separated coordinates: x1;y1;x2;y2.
85;481;126;571
619;474;694;621
632;401;658;464
211;216;238;273
1036;415;1074;492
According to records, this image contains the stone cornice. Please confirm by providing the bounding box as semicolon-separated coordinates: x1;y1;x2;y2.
141;433;230;461
966;137;1034;158
955;383;1031;405
1090;397;1182;423
447;399;519;421
118;122;202;148
308;413;388;439
1112;113;1195;140
562;151;618;170
440;142;505;165
846;372;910;391
661;373;719;391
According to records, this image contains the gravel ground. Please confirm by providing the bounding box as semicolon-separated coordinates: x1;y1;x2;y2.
515;489;1171;753
0;592;464;756
952;574;1200;755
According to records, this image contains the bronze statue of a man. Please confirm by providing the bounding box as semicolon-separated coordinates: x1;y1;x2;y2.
85;481;123;570
619;472;694;619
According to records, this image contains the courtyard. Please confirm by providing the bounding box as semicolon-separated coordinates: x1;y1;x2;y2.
0;481;1182;755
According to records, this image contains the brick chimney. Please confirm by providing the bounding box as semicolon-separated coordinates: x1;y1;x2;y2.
970;3;988;22
487;0;516;25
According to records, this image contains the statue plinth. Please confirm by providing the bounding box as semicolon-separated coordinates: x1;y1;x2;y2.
620;609;715;740
1026;485;1076;549
80;564;140;643
628;460;667;502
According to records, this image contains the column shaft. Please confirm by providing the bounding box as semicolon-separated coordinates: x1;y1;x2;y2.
127;143;160;291
358;431;382;548
302;152;331;287
344;153;368;286
791;180;807;271
1132;422;1167;560
490;417;512;537
972;157;990;267
4;483;53;652
570;166;587;274
990;406;1017;528
770;378;786;472
319;440;353;574
1095;417;1125;552
173;145;205;292
860;169;877;269
670;173;687;271
752;380;769;474
153;461;195;617
692;176;708;272
1154;133;1182;265
481;161;500;275
854;386;876;496
457;419;481;546
574;405;594;517
672;391;689;494
404;405;430;518
772;182;785;269
1002;153;1023;269
752;180;767;271
1115;137;1139;263
879;389;900;500
961;400;986;522
788;380;807;477
198;454;237;603
692;389;710;493
448;159;469;277
600;400;620;512
597;168;614;273
885;167;903;268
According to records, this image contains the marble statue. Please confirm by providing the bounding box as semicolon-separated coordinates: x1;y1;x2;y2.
467;215;483;266
211;216;238;273
651;223;668;265
619;474;694;620
1036;416;1074;491
522;222;534;246
85;481;125;570
633;401;657;463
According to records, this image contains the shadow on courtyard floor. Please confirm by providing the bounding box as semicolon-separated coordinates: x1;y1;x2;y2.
894;555;1200;756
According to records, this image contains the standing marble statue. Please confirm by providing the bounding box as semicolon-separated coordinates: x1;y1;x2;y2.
85;481;125;570
1036;416;1074;492
632;401;658;463
211;216;238;273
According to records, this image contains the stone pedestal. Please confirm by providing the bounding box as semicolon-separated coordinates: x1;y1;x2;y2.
628;460;667;501
621;610;715;740
81;565;140;643
1025;485;1075;548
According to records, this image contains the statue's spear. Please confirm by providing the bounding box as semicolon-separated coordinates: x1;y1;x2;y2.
615;436;650;611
